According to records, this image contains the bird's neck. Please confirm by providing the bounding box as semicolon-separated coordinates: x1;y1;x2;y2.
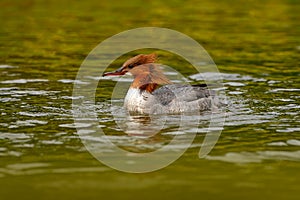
131;72;171;93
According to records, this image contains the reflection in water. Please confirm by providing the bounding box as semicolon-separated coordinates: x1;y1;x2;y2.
113;110;167;137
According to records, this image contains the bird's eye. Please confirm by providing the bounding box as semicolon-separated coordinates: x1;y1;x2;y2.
127;64;134;69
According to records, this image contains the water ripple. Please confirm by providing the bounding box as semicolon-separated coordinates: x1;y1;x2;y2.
0;65;18;69
0;162;109;177
206;150;300;164
1;79;48;84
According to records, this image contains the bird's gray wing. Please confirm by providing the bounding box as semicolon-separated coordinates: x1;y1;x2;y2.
152;84;214;105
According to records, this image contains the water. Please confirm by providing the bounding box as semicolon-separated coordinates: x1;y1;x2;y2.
0;0;299;199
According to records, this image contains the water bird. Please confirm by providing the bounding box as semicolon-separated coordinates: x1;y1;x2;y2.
103;53;220;114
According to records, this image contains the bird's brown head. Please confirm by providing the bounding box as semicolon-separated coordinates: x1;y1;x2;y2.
102;53;157;77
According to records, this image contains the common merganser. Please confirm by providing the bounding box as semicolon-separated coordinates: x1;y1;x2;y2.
103;53;220;114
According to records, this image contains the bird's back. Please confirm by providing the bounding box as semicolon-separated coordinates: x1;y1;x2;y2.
151;84;219;113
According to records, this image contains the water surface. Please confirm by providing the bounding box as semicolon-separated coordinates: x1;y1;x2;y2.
0;0;299;199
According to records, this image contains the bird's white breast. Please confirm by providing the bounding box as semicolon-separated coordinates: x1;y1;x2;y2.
124;88;153;114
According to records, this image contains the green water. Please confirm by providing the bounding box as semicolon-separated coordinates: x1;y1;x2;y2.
0;0;299;199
